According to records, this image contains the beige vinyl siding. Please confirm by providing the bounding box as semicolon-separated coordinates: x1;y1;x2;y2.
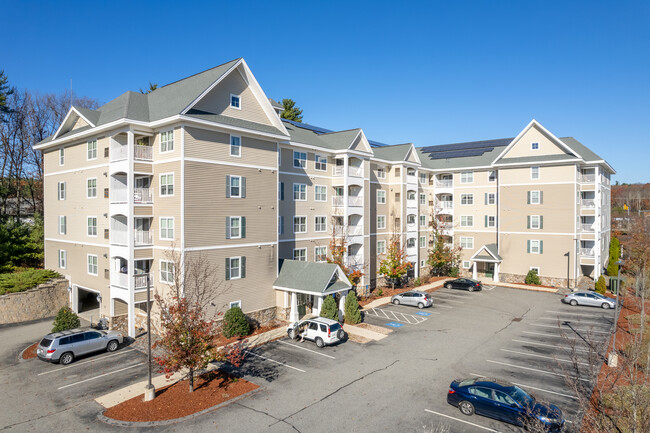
43;136;110;172
134;162;153;174
278;173;333;243
153;161;181;248
499;184;575;233
192;68;274;127
499;165;575;184
71;116;90;131
499;233;576;279
185;127;277;168
279;240;328;262
456;231;497;260
154;127;182;159
134;206;153;216
184;161;276;248
502;126;571;158
134;248;153;260
279;145;336;177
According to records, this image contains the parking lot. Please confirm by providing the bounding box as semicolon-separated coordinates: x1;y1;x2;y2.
0;286;616;432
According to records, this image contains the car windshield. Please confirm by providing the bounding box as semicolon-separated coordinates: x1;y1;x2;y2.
329;323;340;331
592;293;606;299
508;386;534;407
39;338;52;347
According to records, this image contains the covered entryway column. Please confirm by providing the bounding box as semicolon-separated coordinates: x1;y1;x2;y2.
493;262;500;282
338;290;349;322
290;292;299;322
313;296;323;316
472;262;478;279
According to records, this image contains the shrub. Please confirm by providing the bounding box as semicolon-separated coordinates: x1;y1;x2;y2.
413;277;422;287
344;291;362;324
222;307;251;338
320;295;338;321
595;275;607;294
376;288;383;297
52;306;80;332
525;269;541;285
0;268;60;295
448;267;459;278
606;237;621;276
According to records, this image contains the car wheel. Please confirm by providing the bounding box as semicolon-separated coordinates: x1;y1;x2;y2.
445;283;452;289
459;401;475;416
570;299;578;306
602;303;611;309
417;302;424;309
468;286;474;292
393;299;400;305
288;329;296;340
315;337;324;348
337;329;346;340
106;340;119;352
60;352;74;365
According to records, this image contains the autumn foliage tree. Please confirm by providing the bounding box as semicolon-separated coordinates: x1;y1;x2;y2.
427;216;462;276
378;235;412;289
327;221;363;286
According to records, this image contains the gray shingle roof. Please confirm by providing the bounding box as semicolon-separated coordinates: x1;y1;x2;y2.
417;145;506;170
496;153;579;165
273;260;351;294
373;143;413;161
559;137;604;162
283;122;362;150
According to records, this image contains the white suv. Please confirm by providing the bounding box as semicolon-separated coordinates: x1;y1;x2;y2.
287;317;345;348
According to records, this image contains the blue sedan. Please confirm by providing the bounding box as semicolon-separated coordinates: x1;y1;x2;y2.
447;377;564;432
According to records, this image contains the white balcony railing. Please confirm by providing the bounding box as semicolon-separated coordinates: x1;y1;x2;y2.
332;196;345;207
581;199;595;208
134;229;153;246
110;187;128;202
333;166;344;176
435;179;453;188
134;274;149;289
110;144;128;162
407;199;418;208
111;230;128;245
134;145;153;160
439;222;453;229
333;225;345;237
111;271;130;288
581;224;595;232
438;201;453;209
579;173;595;183
348;196;363;206
348;166;363;177
134;188;153;203
348;225;363;236
580;248;595;257
348;255;363;268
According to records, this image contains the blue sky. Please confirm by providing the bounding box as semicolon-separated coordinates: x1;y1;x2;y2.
4;1;649;182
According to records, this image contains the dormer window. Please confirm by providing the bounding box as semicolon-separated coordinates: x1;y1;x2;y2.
531;142;539;150
230;94;241;109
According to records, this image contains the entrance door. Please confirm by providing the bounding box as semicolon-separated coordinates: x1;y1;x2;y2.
485;263;494;279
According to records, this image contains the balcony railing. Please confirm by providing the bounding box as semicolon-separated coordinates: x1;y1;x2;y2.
110;144;128;162
134;145;153;160
332;196;345;207
348;196;363;206
348;255;363;268
134;188;153;203
333;225;345;236
348;166;363;177
581;199;595;208
435;179;453;188
581;224;595;232
437;201;453;209
579;173;595;183
111;271;129;288
110;187;128;202
111;230;128;245
135;229;153;246
348;225;363;236
438;222;453;229
333;166;344;176
134;274;149;289
580;248;595;257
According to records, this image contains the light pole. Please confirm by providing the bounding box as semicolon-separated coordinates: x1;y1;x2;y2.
608;260;623;367
144;274;155;400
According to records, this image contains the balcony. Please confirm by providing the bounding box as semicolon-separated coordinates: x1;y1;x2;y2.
332;196;345;207
110;187;128;202
333;166;344;177
347;255;363;268
348;196;363;207
437;200;453;209
134;145;153;161
135;229;153;246
438;221;453;229
580;248;595;257
435;179;453;188
110;144;128;162
134;188;153;204
348;225;363;236
111;272;151;289
348;166;363;177
581;199;595;208
333;225;345;236
579;173;595;183
134;274;150;289
111;230;128;245
581;224;595;232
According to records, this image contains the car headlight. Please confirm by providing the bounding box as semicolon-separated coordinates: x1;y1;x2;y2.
539;416;558;423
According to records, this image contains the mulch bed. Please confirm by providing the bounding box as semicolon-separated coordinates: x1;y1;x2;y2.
22;342;38;360
213;319;285;347
103;370;258;422
358;277;447;307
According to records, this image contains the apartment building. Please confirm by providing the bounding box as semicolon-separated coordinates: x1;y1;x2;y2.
36;58;614;336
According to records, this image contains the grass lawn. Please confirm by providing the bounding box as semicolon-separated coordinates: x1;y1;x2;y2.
0;268;61;295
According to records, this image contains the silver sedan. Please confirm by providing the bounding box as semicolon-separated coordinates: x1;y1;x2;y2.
390;290;432;309
562;291;617;309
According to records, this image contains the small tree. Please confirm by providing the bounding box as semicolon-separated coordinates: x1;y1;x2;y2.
595;275;607;294
320;295;338;320
52;306;80;332
344;291;362;324
427;215;462;276
379;235;413;289
222;306;251;338
327;223;363;286
525;269;541;285
607;236;621;276
279;98;303;122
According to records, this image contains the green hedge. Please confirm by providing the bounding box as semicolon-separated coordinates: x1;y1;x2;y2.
0;269;60;295
222;307;251;338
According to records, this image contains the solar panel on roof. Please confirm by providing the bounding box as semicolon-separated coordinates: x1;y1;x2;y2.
282;119;333;134
426;149;488;160
420;137;513;154
369;140;388;147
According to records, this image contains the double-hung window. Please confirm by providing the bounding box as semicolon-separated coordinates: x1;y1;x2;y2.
419;236;426;248
528;240;543;254
315;246;327;262
225;257;245;280
420;193;426;205
293;216;306;233
226;175;245;198
293;183;306;201
528;190;541;204
293;151;307;168
460;237;474;249
227;216;243;239
460;171;474;183
230;135;241;157
160;130;174;152
58;250;67;269
87;217;97;237
377;240;386;254
420;215;426;227
488;170;496;182
160;217;174;240
486;193;496;205
314;185;327;202
461;193;474;205
293;248;306;261
460;215;473;227
528;215;543;229
87;140;97;160
160;260;174;283
87;255;98;276
87;178;97;198
377;190;386;204
315;154;327;171
59;148;65;165
377;215;386;229
486;215;496;228
377;167;386;179
160;174;174;196
407;214;416;225
531;166;540;180
407;238;416;248
419;173;427;184
314;216;327;232
58;181;66;200
58;216;66;235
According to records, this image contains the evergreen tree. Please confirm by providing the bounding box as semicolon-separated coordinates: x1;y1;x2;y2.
320;295;338;320
344;291;362;324
595;275;607;294
222;306;251;338
280;98;303;122
52;306;80;332
139;82;158;94
0;70;14;118
607;237;621;276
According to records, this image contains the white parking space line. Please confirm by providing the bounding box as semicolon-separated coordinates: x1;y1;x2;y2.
438;291;468;298
539;317;611;326
424;409;502;432
432;297;465;304
522;330;606;343
365;308;431;323
245;350;305;373
500;349;591;366
513;339;592;353
57;362;144;390
546;310;614;317
529;323;612;334
278;340;336;359
38;349;136;376
469;373;579;401
486;359;591;382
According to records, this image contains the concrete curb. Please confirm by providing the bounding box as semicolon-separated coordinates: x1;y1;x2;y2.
360;278;451;311
492;282;559;293
345;324;388;341
98;387;262;427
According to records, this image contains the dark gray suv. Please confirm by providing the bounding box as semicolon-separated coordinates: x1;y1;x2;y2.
37;328;124;365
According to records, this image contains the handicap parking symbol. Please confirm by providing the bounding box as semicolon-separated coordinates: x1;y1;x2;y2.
415;311;431;317
386;322;404;328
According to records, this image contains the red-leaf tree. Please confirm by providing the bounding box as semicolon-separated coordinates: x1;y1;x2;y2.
327;218;363;285
378;234;413;289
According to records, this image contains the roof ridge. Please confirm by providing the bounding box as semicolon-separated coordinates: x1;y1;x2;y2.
157;58;241;90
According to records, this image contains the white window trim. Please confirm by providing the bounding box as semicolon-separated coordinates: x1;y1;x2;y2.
419;215;427;227
159;172;175;197
377;166;386;179
293;248;307;261
229;175;242;198
293;183;307;201
159;217;174;240
531;166;540;180
460;171;474;184
160;259;174;283
487;193;496;205
59;148;65;166
86;177;97;199
377;240;386;254
420;193;426;205
530;266;540;274
293;216;307;234
314;185;327;202
460;236;474;249
58;216;66;235
228;256;242;280
229;216;243;239
419;236;426;248
530;190;541;205
314;215;327;233
314;246;327;262
160;130;174;154
58;250;67;269
460;215;474;227
314;154;327;172
487;215;496;228
87;254;98;276
530;215;541;230
377;215;386;230
530;240;541;254
87;216;98;237
87;139;98;161
229;300;242;309
58;181;66;200
293;151;307;169
460;193;474;205
462;260;471;269
531;142;539;150
229;93;241;110
377;190;386;204
230;135;242;158
488;171;496;183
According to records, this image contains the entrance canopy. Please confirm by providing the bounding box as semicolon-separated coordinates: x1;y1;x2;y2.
469;244;502;282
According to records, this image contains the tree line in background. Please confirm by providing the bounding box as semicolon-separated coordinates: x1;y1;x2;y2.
612;183;650;212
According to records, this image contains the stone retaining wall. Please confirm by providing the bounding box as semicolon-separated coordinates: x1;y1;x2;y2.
500;273;575;288
0;278;69;325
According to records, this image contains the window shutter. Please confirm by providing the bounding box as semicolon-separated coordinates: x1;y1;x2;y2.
540;216;544;229
241;216;246;239
484;193;488;205
484;215;488;227
527;216;531;229
241;177;246;198
280;182;284;201
527;191;531;204
540;191;544;204
226;175;231;198
225;217;231;239
540;240;544;254
241;257;246;278
527;240;531;253
225;258;230;280
279;216;284;234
